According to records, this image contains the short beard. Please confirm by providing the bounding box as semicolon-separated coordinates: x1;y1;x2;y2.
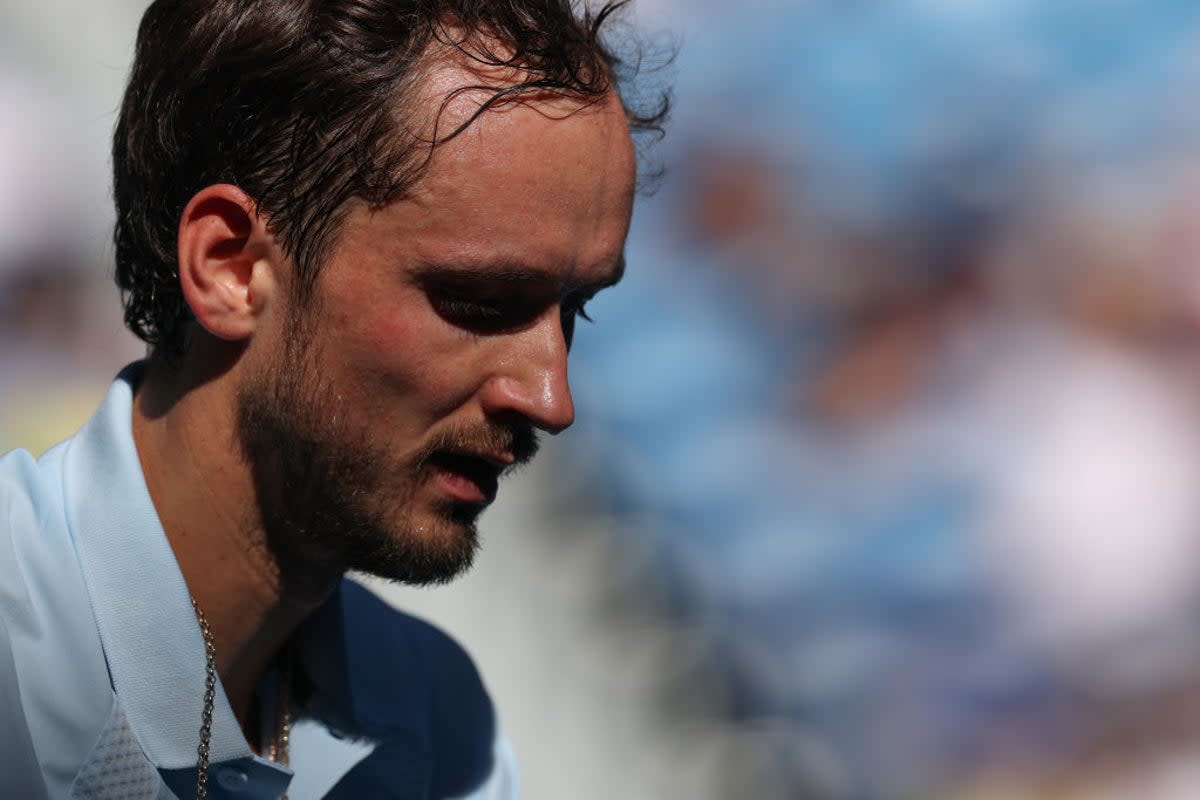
233;316;536;587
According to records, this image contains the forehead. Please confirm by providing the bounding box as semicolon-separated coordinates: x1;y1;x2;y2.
413;53;635;188
414;88;635;219
331;57;637;283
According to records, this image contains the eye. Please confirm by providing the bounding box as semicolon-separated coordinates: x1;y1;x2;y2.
560;292;596;349
427;286;539;332
432;296;506;324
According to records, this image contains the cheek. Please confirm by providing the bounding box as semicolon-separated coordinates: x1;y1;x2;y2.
332;301;483;417
328;278;420;365
354;310;409;356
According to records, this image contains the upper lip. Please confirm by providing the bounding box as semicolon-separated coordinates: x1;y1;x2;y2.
440;448;515;471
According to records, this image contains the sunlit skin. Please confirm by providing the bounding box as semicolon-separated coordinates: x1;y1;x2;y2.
131;54;636;738
271;88;634;546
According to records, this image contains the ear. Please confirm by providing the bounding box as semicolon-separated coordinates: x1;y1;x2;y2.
177;184;278;342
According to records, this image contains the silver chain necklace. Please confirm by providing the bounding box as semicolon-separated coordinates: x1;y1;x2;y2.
191;598;291;800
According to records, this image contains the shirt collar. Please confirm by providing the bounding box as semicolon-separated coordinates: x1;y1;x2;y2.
62;363;292;796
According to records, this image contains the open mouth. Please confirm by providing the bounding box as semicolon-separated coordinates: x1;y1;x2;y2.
427;451;502;505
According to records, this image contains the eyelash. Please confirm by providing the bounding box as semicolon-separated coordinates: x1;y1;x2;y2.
561;294;594;324
432;292;595;329
436;297;508;322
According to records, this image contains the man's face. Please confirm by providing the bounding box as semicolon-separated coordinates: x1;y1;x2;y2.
236;82;637;585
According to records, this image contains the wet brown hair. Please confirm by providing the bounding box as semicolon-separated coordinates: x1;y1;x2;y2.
113;0;667;358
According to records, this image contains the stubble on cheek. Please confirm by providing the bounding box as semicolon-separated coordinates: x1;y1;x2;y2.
232;328;481;586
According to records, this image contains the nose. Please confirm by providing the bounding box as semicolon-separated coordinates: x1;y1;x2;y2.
479;313;576;434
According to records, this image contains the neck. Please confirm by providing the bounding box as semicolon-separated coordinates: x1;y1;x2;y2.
131;350;342;729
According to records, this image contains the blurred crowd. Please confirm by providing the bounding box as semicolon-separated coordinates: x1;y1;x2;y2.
10;1;1200;798
564;1;1200;797
0;5;143;453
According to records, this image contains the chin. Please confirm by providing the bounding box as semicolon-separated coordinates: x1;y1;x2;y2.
343;501;482;586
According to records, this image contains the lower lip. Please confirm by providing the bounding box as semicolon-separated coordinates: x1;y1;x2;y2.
431;465;495;505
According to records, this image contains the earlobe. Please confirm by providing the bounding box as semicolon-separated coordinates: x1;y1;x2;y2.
177;184;278;342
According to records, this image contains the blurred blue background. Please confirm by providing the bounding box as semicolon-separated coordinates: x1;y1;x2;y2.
9;1;1200;798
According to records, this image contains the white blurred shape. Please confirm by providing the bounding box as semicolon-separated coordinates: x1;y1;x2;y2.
977;331;1200;695
0;68;83;275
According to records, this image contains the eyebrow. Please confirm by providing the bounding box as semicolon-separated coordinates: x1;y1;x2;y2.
410;253;626;291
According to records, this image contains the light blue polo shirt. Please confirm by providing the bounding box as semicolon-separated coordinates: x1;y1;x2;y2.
0;363;517;799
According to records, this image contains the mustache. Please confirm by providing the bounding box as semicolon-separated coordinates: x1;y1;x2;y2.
414;421;541;473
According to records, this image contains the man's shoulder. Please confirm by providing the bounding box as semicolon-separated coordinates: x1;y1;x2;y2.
0;440;116;799
0;446;52;525
0;450;50;799
0;443;75;601
301;579;502;797
333;578;497;743
339;578;487;691
0;437;86;596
